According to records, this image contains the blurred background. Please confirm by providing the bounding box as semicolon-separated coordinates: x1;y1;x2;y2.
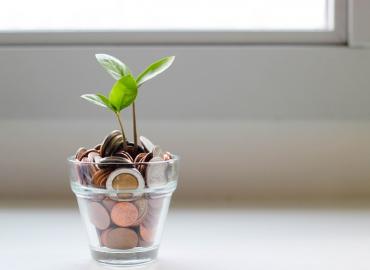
2;0;370;269
1;0;370;202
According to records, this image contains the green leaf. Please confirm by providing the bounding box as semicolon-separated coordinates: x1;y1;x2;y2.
81;94;107;108
96;94;116;111
136;56;175;86
109;74;138;112
95;54;131;80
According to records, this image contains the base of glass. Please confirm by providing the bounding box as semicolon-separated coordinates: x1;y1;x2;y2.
90;246;158;266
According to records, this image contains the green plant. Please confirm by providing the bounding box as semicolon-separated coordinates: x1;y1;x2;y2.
81;54;175;150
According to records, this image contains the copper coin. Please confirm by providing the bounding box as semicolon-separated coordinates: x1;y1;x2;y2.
139;239;152;247
132;198;148;226
104;228;138;249
125;142;145;158
101;130;119;146
136;154;147;176
94;144;102;151
100;130;122;157
80;148;99;160
87;150;100;161
100;228;113;246
92;170;111;187
91;170;103;186
138;152;153;181
97;156;133;170
114;150;134;162
140;225;155;243
74;163;86;185
144;152;154;162
81;149;99;184
87;202;111;230
111;202;139;227
98;172;109;187
108;134;124;156
134;152;146;164
102;197;116;212
163;152;172;161
80;157;93;184
87;164;98;182
75;147;87;161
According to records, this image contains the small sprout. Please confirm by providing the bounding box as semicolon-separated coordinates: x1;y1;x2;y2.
81;75;138;150
81;54;175;151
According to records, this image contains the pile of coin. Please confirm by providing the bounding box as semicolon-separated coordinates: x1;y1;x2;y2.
74;130;175;250
74;130;174;190
86;196;164;249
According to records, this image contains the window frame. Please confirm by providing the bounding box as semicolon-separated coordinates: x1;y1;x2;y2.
0;0;347;45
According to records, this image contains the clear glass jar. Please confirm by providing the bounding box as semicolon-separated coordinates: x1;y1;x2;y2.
68;155;179;266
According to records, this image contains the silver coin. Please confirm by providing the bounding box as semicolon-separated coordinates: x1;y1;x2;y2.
106;168;145;191
106;168;145;200
139;136;155;153
166;158;178;182
94;155;102;163
146;157;168;187
152;145;165;158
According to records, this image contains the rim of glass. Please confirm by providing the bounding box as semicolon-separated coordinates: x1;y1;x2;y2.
70;180;177;195
67;154;180;165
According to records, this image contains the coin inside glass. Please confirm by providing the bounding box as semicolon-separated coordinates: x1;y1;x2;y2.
106;168;145;197
112;173;139;190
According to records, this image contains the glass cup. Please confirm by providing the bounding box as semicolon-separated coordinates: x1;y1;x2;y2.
68;155;179;266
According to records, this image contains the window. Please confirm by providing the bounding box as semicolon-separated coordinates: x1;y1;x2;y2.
1;0;333;31
0;0;347;44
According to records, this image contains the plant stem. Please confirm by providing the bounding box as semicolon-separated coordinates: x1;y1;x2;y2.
132;102;138;149
115;112;127;150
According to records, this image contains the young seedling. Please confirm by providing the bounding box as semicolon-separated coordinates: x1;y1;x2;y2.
81;74;138;150
94;54;175;149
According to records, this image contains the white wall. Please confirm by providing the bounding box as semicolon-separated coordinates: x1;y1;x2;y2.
1;45;370;200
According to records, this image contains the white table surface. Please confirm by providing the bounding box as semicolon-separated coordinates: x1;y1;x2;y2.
1;201;370;270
